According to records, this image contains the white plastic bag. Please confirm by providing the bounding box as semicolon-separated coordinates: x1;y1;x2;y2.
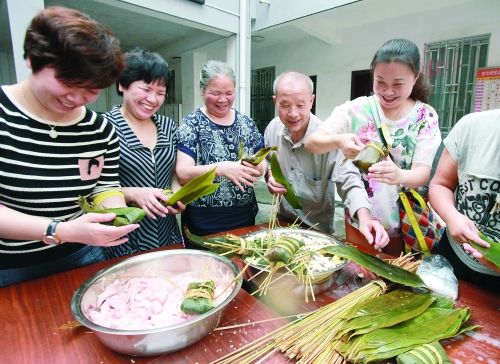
416;254;458;300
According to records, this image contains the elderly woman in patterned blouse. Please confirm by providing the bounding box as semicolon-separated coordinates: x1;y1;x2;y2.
176;60;266;238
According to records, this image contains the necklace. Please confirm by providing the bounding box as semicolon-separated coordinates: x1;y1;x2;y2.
19;82;59;139
48;125;58;139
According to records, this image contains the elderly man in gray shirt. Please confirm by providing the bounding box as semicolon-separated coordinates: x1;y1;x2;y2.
264;71;389;249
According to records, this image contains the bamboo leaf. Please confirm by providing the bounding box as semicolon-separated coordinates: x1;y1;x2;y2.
178;183;220;206
184;229;261;257
396;342;452;364
241;146;278;165
165;168;219;206
468;232;500;268
180;280;216;314
339;290;436;338
320;244;426;287
77;196;146;226
270;153;303;209
343;307;475;363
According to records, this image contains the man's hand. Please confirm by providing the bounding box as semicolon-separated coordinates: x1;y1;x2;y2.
266;172;287;195
356;208;390;250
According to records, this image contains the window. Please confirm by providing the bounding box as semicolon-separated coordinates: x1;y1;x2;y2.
424;34;489;135
251;66;275;133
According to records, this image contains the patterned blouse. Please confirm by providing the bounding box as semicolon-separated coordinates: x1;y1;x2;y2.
321;96;442;235
178;108;264;208
104;105;182;258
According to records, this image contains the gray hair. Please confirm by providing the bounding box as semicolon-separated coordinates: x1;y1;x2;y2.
273;71;314;95
199;60;236;93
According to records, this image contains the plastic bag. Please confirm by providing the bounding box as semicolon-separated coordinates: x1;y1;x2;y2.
416;254;458;300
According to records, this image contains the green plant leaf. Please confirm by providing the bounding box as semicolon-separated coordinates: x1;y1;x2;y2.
320;244;426;287
241;146;278;165
339;289;436;339
77;196;146;226
270;153;303;209
165;168;219;206
468;232;500;268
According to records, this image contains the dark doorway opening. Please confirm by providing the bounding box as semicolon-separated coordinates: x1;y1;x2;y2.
310;75;317;114
351;69;372;100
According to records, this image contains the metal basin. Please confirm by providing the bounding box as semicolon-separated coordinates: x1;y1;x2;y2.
71;250;242;356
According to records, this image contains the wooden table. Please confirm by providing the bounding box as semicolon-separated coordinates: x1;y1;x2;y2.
1;225;498;363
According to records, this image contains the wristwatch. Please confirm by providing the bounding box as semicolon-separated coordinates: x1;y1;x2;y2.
42;219;62;245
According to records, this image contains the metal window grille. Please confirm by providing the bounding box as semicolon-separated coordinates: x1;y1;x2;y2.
251;66;275;133
424;34;489;136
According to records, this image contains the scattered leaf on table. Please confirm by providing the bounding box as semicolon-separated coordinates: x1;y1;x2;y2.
320;244;426;287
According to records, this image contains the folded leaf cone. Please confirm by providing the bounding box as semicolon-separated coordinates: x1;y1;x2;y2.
77;196;146;226
265;236;304;264
270;153;303;209
163;168;219;206
184;229;266;257
180;280;216;314
353;141;389;173
239;143;278;165
320;244;426;287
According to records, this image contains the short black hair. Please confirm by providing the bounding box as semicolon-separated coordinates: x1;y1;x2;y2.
24;6;123;89
116;47;170;96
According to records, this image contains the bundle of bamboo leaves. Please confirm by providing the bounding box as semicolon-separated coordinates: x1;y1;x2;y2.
163;168;219;206
211;254;477;364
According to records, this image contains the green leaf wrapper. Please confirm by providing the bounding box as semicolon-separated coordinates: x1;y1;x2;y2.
240;145;278;165
77;196;146;226
468;232;500;268
396;342;452;364
163;168;219;206
270;153;303;209
320;244;426;287
352;141;389;173
265;236;304;264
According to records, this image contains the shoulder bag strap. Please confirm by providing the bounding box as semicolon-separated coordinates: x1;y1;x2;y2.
368;96;393;149
399;188;430;254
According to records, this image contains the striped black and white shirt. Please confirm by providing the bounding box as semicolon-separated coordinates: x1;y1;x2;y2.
0;86;121;267
104;105;182;258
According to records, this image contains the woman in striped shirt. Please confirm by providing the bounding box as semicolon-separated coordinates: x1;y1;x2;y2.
104;48;184;258
0;7;138;287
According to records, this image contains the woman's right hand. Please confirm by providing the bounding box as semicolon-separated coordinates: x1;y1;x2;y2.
123;187;172;219
57;213;139;247
447;212;489;258
215;161;260;191
339;133;364;159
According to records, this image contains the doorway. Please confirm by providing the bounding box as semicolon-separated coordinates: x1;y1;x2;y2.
351;69;372;100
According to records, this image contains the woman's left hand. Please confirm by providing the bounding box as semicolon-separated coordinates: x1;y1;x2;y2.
367;157;403;185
